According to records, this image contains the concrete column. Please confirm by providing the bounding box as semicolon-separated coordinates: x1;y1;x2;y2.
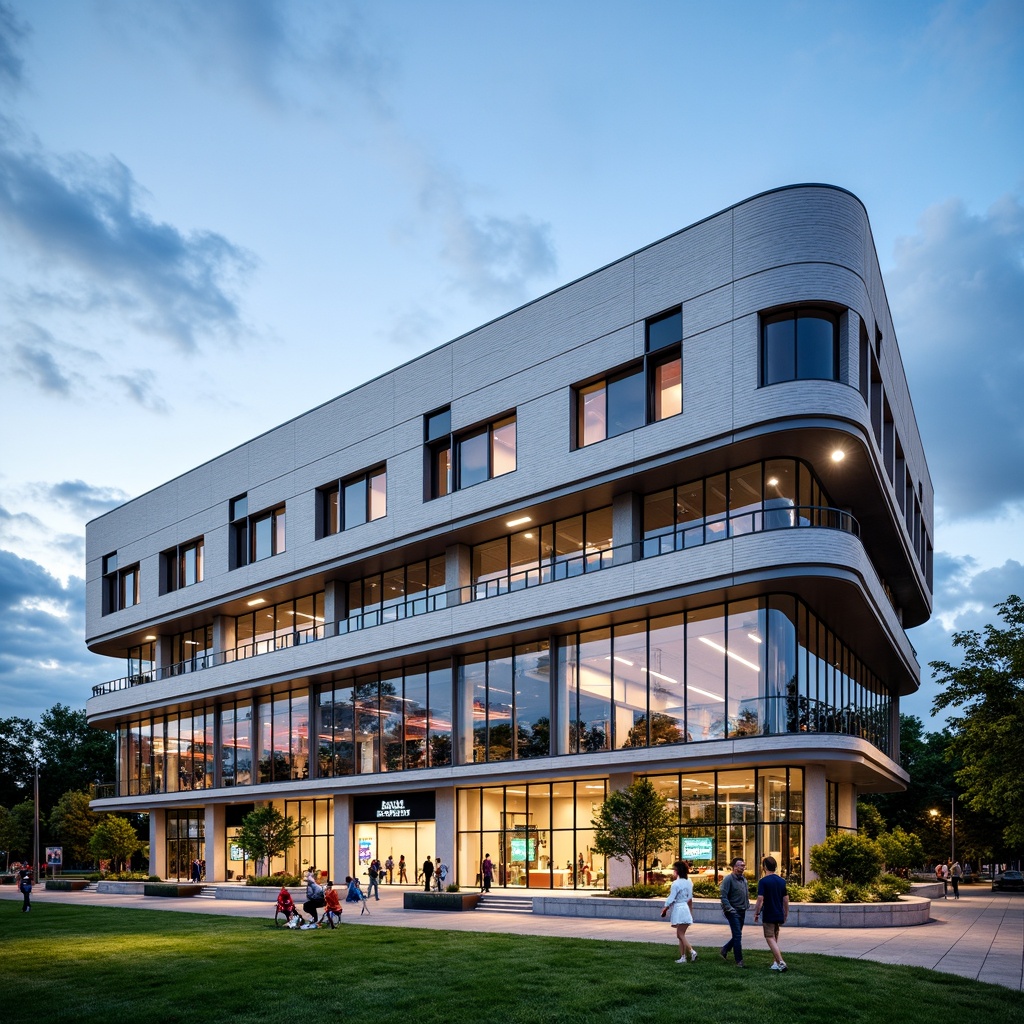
204;804;225;881
838;783;856;832
605;771;635;889
446;543;471;606
212;615;235;664
435;785;456;886
324;580;341;635
612;492;642;565
333;795;352;881
154;635;173;675
890;699;902;765
150;810;166;879
803;765;827;880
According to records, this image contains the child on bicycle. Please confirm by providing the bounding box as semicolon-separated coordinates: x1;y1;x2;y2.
322;880;343;927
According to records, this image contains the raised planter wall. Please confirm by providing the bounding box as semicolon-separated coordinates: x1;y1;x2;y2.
404;891;481;912
213;886;305;902
531;895;931;928
95;881;147;894
144;884;204;897
45;880;90;892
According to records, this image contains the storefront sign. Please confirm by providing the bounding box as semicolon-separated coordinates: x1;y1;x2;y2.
682;837;714;859
353;791;435;822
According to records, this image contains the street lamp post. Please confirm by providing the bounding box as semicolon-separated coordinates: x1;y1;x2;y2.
950;796;955;865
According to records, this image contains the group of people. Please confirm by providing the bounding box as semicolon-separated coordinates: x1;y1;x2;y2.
190;858;206;883
422;856;449;891
661;856;789;972
934;859;968;899
276;867;360;930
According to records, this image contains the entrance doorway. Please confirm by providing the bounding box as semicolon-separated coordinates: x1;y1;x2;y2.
166;809;204;880
354;820;435;885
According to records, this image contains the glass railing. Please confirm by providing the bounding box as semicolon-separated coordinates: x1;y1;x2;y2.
91;504;858;697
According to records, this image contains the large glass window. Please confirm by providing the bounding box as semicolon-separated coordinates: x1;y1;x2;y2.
234;592;325;657
761;308;840;385
426;408;516;498
574;307;682;447
458;643;551;763
345;557;447;629
457;780;608;890
162;538;204;592
320;465;387;536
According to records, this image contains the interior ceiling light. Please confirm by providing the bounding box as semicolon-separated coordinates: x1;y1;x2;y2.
698;635;761;672
506;515;532;528
767;477;779;487
831;449;845;463
144;635;156;641
247;597;266;606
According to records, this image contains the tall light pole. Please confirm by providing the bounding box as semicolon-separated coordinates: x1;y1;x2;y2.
33;760;41;880
950;796;955;865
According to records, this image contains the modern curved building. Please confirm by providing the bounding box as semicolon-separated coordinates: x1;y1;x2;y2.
85;184;932;889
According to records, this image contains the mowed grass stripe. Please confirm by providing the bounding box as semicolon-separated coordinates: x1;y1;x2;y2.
1;903;1021;1024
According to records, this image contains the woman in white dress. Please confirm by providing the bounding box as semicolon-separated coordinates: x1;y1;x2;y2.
661;860;696;964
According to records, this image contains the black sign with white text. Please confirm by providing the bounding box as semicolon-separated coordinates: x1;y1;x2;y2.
352;791;435;822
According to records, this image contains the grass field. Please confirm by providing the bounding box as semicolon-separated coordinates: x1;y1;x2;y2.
1;902;1022;1024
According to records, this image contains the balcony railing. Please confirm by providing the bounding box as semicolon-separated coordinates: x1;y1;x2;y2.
91;504;858;698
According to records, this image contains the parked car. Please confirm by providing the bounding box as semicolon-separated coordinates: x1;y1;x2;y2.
991;870;1024;892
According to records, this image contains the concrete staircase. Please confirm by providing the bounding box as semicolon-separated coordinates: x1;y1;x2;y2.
476;893;533;914
197;885;218;899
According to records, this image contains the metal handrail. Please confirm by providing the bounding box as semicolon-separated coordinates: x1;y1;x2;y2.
90;504;858;698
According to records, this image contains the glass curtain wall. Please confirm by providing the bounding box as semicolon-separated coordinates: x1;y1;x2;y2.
458;642;551;763
457;780;608;890
117;709;214;797
166;809;204;881
646;768;804;882
556;595;890;756
234;592;325;658
317;661;453;777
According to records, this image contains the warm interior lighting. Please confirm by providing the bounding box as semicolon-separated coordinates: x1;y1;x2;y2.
831;449;845;463
247;597;266;606
766;477;779;487
144;635;157;641
506;515;532;528
698;635;761;671
747;633;762;644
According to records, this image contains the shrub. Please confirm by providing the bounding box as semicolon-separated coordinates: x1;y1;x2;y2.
873;877;909;902
607;883;669;899
839;882;878;904
810;833;883;884
806;878;843;903
246;874;302;887
691;877;722;898
446;883;460;893
785;883;809;903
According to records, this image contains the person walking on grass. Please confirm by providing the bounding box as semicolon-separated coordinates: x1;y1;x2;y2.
661;860;696;964
719;858;750;968
753;856;789;972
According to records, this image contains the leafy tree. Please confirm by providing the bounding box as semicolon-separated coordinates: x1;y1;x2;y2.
90;815;142;871
6;800;36;860
0;717;37;807
810;833;883;883
49;790;102;865
931;595;1024;849
876;827;925;874
36;704;115;809
591;777;677;884
235;805;300;874
0;806;22;868
856;801;886;839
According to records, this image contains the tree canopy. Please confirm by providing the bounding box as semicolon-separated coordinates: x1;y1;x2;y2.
89;815;142;871
591;777;676;884
235;805;300;874
931;595;1024;850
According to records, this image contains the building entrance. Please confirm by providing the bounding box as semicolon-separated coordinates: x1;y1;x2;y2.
352;791;436;885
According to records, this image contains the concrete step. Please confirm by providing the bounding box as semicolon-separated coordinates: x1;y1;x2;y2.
476;894;533;914
196;885;218;899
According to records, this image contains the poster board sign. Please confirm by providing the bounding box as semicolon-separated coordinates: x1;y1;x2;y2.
681;837;714;859
46;846;63;866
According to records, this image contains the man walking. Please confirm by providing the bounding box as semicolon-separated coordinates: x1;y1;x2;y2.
367;858;381;900
422;856;434;892
753;856;789;972
719;858;750;967
481;853;493;892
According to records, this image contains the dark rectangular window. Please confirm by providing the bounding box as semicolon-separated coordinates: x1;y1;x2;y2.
761;308;840;385
320;466;386;537
102;553;139;614
163;538;204;592
251;506;285;562
426;408;516;498
574;307;682;448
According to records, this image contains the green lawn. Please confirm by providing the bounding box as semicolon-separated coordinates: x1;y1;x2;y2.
1;902;1021;1024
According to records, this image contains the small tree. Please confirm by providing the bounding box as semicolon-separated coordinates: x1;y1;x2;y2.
810;832;883;884
876;827;925;875
235;805;300;875
591;778;677;884
90;816;142;872
856;801;886;839
49;790;101;865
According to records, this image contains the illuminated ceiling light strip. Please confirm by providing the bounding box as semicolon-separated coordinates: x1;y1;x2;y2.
747;634;762;644
247;597;266;606
643;668;679;685
686;684;725;703
505;515;532;528
698;636;761;672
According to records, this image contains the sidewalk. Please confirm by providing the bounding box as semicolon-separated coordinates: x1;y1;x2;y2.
4;883;1022;992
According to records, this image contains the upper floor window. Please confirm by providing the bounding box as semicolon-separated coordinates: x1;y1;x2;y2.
320;466;387;536
426;407;516;499
761;308;839;386
231;494;285;568
163;538;204;592
575;308;682;448
102;552;140;614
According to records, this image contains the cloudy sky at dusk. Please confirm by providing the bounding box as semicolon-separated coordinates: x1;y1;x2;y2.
1;0;1022;727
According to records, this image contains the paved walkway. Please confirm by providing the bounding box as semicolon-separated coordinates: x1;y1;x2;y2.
4;883;1022;992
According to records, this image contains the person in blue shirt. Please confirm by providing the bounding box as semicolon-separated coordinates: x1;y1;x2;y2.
753;855;789;972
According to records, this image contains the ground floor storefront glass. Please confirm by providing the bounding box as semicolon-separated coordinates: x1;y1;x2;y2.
221;799;333;880
644;767;804;882
457;780;608;890
352;791;436;884
166;808;204;880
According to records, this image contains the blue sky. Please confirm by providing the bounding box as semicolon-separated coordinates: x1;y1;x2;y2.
1;0;1022;726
